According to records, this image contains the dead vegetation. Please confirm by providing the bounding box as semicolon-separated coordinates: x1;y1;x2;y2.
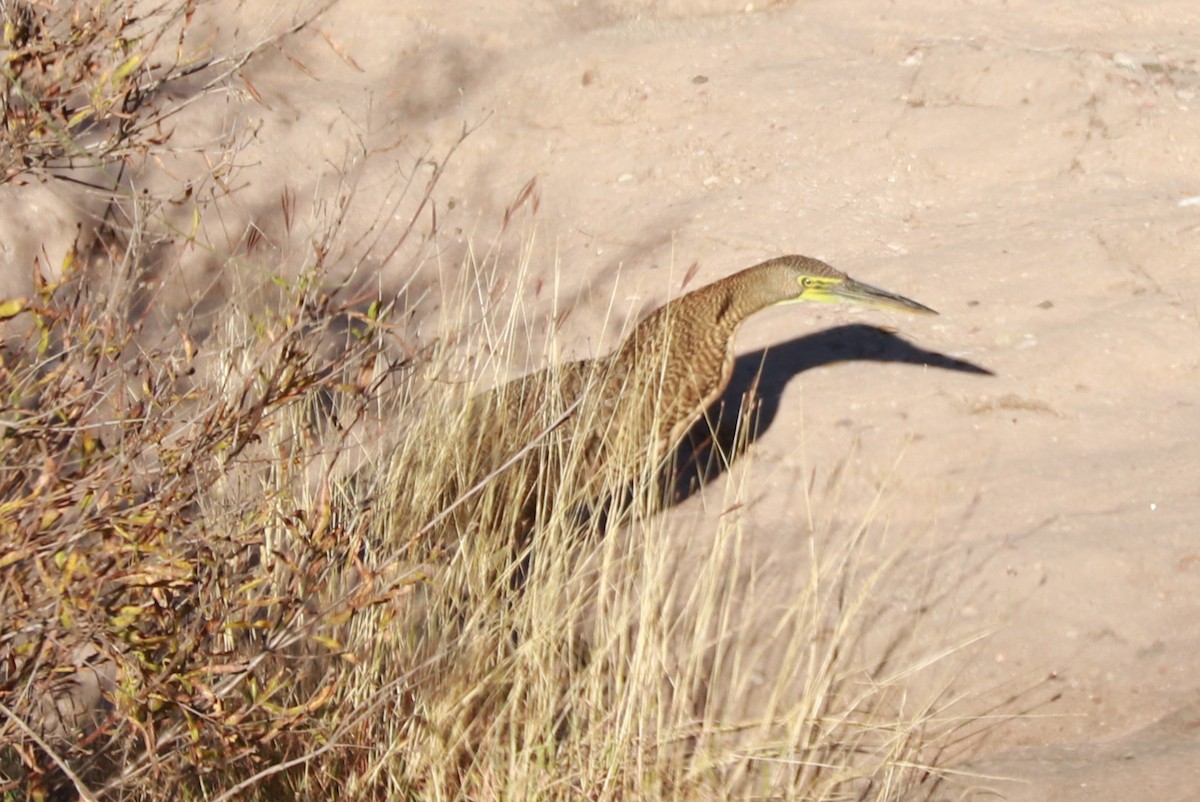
1;2;970;799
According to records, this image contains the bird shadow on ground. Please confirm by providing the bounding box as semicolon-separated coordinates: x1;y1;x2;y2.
667;323;993;506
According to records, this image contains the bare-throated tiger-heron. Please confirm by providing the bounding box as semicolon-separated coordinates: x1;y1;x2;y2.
451;254;937;539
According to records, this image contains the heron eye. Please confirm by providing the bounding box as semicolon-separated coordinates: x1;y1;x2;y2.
801;277;815;288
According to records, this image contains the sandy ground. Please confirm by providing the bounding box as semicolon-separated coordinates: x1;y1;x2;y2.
5;0;1200;797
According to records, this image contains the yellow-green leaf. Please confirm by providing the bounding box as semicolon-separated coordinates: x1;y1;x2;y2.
112;54;142;83
66;107;94;130
0;297;27;320
111;605;143;629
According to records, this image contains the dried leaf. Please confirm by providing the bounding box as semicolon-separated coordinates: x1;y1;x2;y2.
319;29;364;72
680;260;700;290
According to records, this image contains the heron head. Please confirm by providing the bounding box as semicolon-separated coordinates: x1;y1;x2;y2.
774;256;938;316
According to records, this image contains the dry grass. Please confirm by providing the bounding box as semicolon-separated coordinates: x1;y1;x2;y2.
0;2;976;800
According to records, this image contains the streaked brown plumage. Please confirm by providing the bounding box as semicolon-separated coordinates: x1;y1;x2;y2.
457;254;937;536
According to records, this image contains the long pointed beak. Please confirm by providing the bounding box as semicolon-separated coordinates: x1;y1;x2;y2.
831;278;938;316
